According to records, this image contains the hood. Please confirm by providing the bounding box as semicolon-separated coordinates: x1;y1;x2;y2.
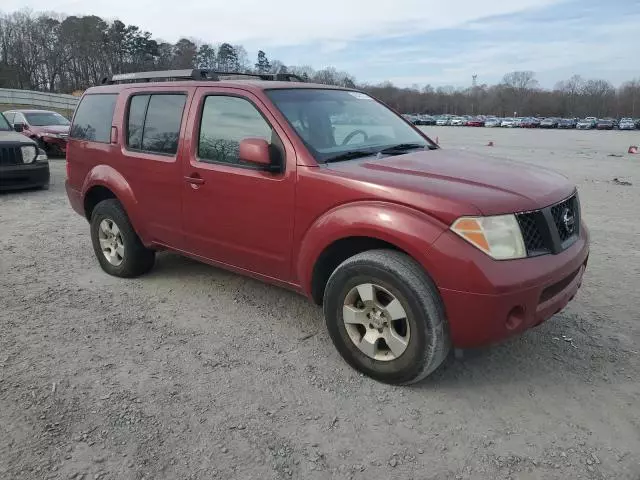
31;125;70;134
0;131;35;144
326;149;575;219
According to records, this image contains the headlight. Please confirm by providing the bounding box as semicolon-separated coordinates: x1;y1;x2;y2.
451;214;526;260
21;145;37;164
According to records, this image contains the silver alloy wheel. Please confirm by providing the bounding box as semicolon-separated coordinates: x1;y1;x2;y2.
342;283;410;361
98;219;125;266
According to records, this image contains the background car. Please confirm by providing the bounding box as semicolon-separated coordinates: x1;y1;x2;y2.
521;118;540;128
484;118;501;127
500;117;515;127
539;118;559;128
450;116;465;126
466;117;485;127
435;116;450;126
576;118;596;129
3;109;70;156
596;119;614;130
415;115;436;126
558;118;577;129
0;112;50;190
618;118;636;130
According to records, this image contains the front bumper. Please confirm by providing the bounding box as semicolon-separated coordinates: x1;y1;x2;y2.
0;161;50;190
41;136;67;154
428;224;590;348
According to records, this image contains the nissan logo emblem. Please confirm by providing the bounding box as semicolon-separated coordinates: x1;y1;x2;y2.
562;207;575;234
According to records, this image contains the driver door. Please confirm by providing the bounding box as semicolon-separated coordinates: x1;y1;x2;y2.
180;87;297;281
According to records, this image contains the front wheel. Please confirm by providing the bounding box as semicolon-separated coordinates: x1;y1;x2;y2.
323;250;450;384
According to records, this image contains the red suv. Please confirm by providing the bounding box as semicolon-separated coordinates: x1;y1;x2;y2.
65;70;589;384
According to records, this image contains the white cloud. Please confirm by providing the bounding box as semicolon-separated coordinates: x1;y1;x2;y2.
2;0;562;46
360;14;640;87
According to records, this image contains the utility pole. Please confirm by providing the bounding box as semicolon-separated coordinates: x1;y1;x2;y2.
471;74;478;115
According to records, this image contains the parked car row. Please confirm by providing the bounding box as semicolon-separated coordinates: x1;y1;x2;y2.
403;113;640;130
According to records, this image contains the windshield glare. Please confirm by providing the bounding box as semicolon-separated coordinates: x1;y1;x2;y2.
0;113;10;131
24;112;70;126
265;89;431;162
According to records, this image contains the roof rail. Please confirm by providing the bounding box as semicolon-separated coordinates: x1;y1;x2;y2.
101;69;305;85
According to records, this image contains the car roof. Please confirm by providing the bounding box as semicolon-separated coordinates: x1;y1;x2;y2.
83;80;350;95
3;109;60;114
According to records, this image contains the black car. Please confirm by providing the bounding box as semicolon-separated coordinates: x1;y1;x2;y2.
0;113;50;190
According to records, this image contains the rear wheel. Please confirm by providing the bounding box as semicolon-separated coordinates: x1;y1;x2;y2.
323;250;450;385
90;199;155;277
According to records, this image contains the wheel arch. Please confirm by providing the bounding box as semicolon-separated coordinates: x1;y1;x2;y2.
81;165;147;242
297;201;448;305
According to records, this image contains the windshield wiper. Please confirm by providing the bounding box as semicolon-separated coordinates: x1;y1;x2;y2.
323;150;376;163
378;143;433;155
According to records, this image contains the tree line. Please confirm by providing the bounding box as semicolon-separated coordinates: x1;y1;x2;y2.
1;10;638;118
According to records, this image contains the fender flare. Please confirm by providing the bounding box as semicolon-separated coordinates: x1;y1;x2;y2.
81;165;147;240
295;201;448;297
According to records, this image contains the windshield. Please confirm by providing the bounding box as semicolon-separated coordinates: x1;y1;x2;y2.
24;112;70;126
0;113;10;131
265;89;432;162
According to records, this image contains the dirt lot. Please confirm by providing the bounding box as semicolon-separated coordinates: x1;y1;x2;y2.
1;128;639;480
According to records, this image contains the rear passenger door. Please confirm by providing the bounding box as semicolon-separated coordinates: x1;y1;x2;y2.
180;87;297;281
117;88;190;247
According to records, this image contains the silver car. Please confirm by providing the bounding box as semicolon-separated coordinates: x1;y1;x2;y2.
619;118;636;130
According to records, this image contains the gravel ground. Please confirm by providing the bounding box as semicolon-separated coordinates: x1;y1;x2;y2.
1;128;639;480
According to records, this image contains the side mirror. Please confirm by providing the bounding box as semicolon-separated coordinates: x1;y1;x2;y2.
14;122;26;133
239;138;271;167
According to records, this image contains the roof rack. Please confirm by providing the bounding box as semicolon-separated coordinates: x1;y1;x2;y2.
101;69;305;85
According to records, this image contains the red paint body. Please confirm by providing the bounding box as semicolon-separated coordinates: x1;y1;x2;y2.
4;109;69;154
65;80;589;348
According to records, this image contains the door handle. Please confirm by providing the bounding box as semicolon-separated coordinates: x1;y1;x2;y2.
184;175;205;185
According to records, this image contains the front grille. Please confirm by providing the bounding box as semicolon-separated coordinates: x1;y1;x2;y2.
0;145;23;165
516;193;580;257
517;211;550;256
551;196;579;242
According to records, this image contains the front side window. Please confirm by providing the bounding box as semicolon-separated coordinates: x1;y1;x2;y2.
0;113;10;131
126;94;186;155
24;112;70;126
3;112;15;126
198;96;274;165
265;89;433;163
70;94;117;143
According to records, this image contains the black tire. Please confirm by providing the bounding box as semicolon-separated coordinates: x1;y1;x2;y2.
323;250;450;385
90;199;155;278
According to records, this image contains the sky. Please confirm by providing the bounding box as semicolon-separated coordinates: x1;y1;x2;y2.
3;0;639;88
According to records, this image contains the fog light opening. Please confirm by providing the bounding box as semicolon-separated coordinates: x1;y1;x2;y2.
506;306;525;331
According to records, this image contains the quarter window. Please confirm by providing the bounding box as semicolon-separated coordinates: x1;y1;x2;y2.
198;96;274;165
70;94;117;143
126;94;186;155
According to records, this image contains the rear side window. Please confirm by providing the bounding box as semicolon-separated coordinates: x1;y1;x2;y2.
126;94;186;155
4;112;15;124
70;94;117;143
